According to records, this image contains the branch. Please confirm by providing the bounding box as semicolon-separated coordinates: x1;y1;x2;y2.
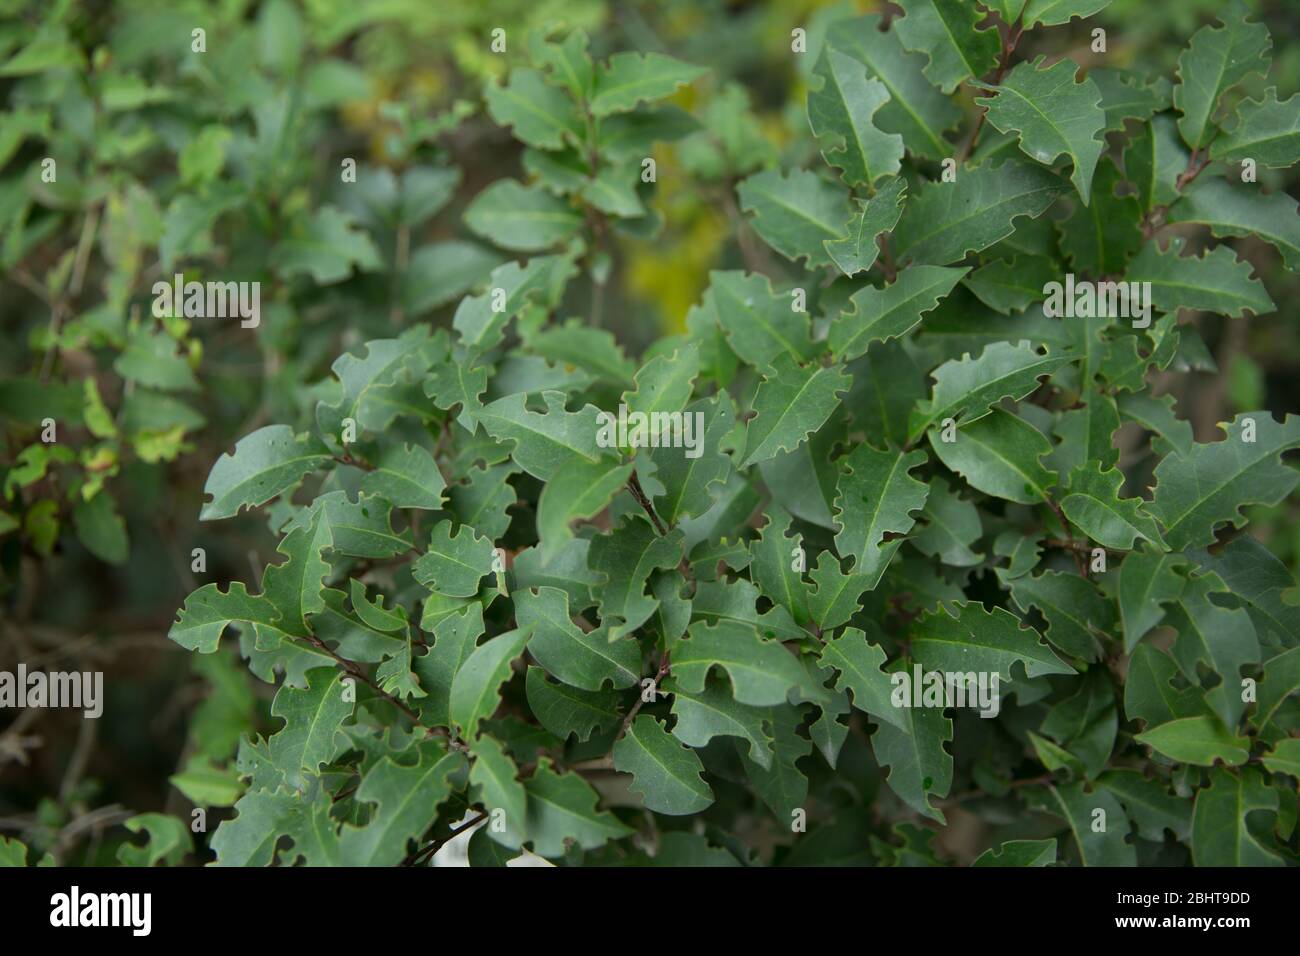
956;22;1022;165
401;810;489;867
627;470;668;535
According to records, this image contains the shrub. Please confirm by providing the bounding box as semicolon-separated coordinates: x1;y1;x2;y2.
4;0;1300;868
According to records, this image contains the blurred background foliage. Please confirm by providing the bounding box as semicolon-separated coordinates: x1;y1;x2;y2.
0;0;1296;863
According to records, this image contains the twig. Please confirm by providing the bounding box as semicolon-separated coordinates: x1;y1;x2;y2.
614;651;671;743
956;22;1022;164
1043;497;1088;576
627;471;667;536
402;810;489;867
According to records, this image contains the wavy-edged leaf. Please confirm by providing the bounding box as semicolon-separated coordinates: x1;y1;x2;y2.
808;47;904;186
1173;0;1271;150
978;56;1105;204
829;265;968;361
613;715;714;815
1148;412;1300;549
895;161;1067;266
737;354;849;469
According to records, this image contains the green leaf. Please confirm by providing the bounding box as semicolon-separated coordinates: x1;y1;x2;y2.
536;457;633;560
484;67;582;150
1118;393;1193;458
1262;738;1300;778
1055;156;1142;273
707;270;815;371
1173;0;1271;150
824;176;907;275
978;56;1105;205
870;683;953;822
738;355;849;469
517;586;640;690
613;715;714;815
530;29;594;100
736;168;850;269
463;180;582;252
1060;461;1166;550
116;814;191;867
1165;571;1259;728
1098;769;1192;842
1091;67;1168;133
818;626;906;730
691;577;804;642
832;442;929;582
413;520;495;598
316;332;429;442
738;703;811;821
895;160;1068;266
339;742;466;866
1148;412;1300;549
1001;568;1111;662
1124;644;1210;728
1135;715;1249;766
1019;0;1112;28
268;667;352;779
590;52;706;117
826;15;961;160
478;390;607;481
808;47;904;187
667;675;774;770
1189;536;1300;649
469;735;527;836
911;601;1074;681
449;462;519;540
807;551;874;630
114;326;199;392
169;756;244;807
648;393;735;525
912;477;983;566
1127;238;1274;319
672;619;806;706
1166;175;1300;272
73;491;128;565
963;254;1057;314
169;581;282;653
1032;782;1135;866
1211;90;1300;168
910;341;1072;442
451;253;576;357
589;518;684;637
272;206;382;284
1191;768;1282;866
491;758;633;857
750;504;812;627
403;241;504;316
927;406;1056;505
829;265;969;361
414;604;486;728
525;666;622;741
893;0;1000;94
448;628;529;738
358;441;446;510
1117;548;1187;650
972;838;1057;867
1126;114;1188;214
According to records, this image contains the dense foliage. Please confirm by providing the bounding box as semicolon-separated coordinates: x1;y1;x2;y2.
2;0;1299;867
